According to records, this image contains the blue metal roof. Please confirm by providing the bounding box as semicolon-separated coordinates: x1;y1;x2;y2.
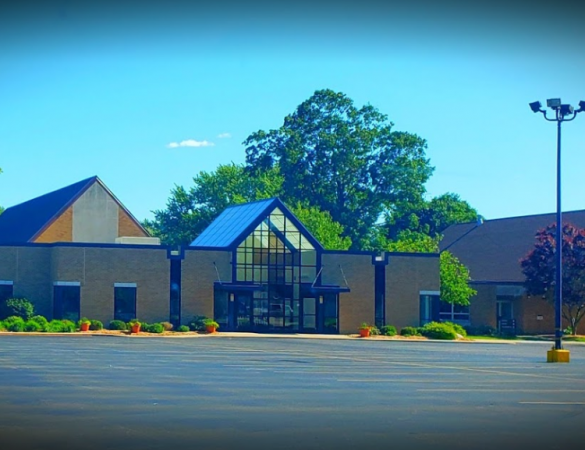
191;198;276;248
190;197;324;250
0;176;97;244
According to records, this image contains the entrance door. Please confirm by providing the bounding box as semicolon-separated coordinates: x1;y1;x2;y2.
301;294;339;333
232;292;252;331
497;301;515;334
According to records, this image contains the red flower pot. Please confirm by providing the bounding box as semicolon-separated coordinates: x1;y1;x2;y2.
131;323;141;334
206;325;217;334
80;322;90;332
359;328;371;338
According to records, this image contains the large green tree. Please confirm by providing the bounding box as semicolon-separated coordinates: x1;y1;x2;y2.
244;89;433;249
385;192;479;240
521;223;585;335
144;164;282;247
145;164;352;250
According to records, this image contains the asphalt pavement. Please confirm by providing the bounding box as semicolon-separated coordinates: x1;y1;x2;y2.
0;335;584;450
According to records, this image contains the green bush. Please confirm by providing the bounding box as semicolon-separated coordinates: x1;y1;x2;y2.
24;320;43;332
420;322;458;340
188;315;208;332
369;325;380;336
176;325;190;332
140;323;152;332
60;320;76;333
4;316;25;332
30;315;49;330
149;323;164;334
89;319;103;331
160;321;174;332
46;320;65;333
464;325;497;337
0;321;6;331
400;326;421;337
2;298;35;320
109;320;127;331
380;325;397;336
442;321;467;337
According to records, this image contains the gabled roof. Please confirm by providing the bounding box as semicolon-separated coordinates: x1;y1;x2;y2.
0;176;149;244
190;197;323;250
0;176;97;244
440;209;585;283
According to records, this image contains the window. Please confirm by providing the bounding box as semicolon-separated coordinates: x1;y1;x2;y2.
53;282;81;321
169;260;181;326
0;281;14;304
114;283;136;322
439;301;470;325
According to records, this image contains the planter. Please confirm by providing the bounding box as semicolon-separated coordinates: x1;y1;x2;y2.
206;325;217;334
131;323;141;334
80;322;90;332
359;328;371;338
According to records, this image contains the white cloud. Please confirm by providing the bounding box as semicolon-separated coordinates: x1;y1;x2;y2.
217;132;232;139
166;139;215;148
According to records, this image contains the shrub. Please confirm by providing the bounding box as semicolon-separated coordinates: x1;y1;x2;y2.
160;321;174;332
2;298;34;320
109;320;127;331
46;320;65;333
203;318;219;330
464;325;497;337
188;315;208;332
24;320;43;332
3;316;25;332
0;321;6;331
380;325;397;336
60;320;76;333
30;315;49;330
442;321;467;337
369;325;380;336
177;325;190;332
89;319;103;331
400;326;421;337
419;322;458;340
149;323;164;334
140;323;152;332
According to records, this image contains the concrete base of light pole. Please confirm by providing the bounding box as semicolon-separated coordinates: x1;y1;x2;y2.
547;348;570;363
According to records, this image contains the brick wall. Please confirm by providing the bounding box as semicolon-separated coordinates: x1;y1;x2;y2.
385;254;440;331
118;208;148;238
0;246;53;317
321;253;374;334
182;249;231;324
34;207;73;243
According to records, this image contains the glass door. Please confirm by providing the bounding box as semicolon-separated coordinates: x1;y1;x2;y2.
302;297;317;332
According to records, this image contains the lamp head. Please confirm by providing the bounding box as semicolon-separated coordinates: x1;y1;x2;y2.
560;104;574;116
547;98;562;109
529;101;542;113
578;100;585;113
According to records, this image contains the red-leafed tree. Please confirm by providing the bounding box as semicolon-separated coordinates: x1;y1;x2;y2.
520;223;585;335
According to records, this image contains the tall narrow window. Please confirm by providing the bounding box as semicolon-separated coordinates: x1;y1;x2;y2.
53;282;81;321
114;283;137;322
170;260;181;326
374;265;385;328
0;281;14;304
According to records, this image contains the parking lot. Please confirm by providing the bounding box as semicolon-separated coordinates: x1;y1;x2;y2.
1;335;584;450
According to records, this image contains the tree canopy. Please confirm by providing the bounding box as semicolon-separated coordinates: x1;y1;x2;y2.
385;193;479;240
521;223;585;335
144;163;351;250
440;251;476;306
244;89;434;249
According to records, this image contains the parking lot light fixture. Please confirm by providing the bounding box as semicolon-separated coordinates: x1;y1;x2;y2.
529;98;584;362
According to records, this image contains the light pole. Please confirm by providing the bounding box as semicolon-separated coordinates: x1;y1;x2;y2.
529;99;585;357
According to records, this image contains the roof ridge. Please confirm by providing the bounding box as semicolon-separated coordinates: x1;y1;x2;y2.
3;176;97;210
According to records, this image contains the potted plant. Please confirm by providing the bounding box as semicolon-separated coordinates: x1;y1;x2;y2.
359;322;372;338
203;318;219;333
129;319;141;334
79;317;91;332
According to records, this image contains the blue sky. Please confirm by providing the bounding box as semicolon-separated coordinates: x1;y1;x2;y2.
1;0;584;223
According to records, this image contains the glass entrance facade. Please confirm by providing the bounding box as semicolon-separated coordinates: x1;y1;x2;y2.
216;207;340;333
